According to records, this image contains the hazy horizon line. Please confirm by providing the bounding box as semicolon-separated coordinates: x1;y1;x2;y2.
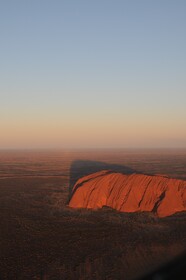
0;147;186;151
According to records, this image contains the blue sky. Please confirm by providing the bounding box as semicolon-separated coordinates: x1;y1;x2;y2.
0;0;186;148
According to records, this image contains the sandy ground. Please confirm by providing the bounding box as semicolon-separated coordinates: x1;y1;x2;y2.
0;149;185;279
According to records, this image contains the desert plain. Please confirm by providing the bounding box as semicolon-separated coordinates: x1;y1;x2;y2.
0;149;186;280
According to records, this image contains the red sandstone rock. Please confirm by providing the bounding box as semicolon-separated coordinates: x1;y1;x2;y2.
69;170;186;217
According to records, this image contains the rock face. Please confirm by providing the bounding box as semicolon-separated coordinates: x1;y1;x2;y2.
69;170;186;217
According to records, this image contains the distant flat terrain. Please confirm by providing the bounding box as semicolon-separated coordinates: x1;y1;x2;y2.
0;149;186;279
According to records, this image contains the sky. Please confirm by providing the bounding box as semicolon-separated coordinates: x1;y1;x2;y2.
0;0;186;149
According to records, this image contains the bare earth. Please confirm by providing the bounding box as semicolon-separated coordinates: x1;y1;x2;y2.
0;149;186;280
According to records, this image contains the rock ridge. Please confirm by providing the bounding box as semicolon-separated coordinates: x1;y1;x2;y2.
69;170;186;217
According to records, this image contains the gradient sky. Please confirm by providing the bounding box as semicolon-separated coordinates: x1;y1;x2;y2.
0;0;186;149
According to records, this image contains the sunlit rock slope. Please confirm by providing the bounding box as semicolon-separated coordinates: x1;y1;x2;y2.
69;170;186;217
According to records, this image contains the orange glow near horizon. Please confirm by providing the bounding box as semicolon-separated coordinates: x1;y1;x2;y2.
1;110;186;149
